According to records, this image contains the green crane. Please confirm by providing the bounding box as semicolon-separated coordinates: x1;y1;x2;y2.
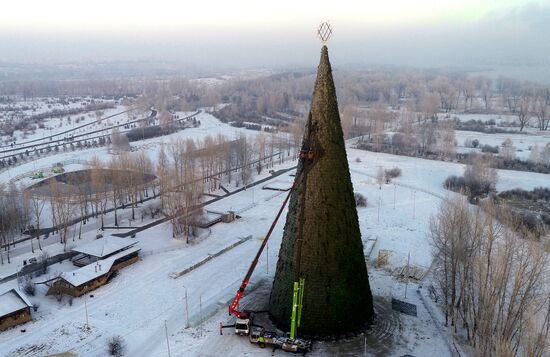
289;277;305;340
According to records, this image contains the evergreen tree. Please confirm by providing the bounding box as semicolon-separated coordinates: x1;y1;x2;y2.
269;46;374;337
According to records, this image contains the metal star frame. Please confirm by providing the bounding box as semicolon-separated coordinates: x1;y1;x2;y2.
317;22;333;44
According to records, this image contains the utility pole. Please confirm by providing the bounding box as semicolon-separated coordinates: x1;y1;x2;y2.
266;241;269;274
405;251;410;299
85;297;90;329
164;320;171;357
199;295;203;337
393;183;396;210
16;265;20;290
412;191;416;219
183;286;189;328
377;196;381;224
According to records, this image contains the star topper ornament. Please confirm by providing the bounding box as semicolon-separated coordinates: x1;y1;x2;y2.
317;21;333;44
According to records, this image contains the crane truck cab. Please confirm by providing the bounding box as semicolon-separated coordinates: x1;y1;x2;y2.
235;317;250;336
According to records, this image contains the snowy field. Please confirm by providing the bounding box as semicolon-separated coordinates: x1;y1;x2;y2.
1;111;549;356
455;129;550;159
442;112;550;160
0;97;121;145
0;110;254;187
0;157;449;357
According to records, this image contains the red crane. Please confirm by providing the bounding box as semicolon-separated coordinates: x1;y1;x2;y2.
228;148;315;322
228;185;294;319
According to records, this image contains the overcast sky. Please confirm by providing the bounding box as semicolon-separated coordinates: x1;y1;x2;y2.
1;0;549;72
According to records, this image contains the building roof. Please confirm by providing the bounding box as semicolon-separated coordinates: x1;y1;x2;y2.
0;289;33;317
61;246;140;287
71;236;137;259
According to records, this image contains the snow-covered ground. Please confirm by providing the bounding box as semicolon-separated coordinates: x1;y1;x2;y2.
0;97;121;145
441;112;550;160
455;129;550;160
0;110;258;185
0;161;444;356
1;111;550;356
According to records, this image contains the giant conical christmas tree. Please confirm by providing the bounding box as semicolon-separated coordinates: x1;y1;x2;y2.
269;45;374;337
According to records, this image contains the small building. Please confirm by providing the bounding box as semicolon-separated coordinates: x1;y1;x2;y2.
71;236;138;267
221;211;235;223
0;289;33;331
195;210;237;228
46;246;140;297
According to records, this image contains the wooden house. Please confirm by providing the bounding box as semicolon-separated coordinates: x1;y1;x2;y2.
71;236;138;267
46;245;140;297
0;289;33;331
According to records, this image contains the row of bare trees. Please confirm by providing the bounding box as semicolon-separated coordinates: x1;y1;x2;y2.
30;152;158;252
2;182;73;262
156;132;292;239
87;152;156;229
3;66;550;134
499;78;550;131
0;184;28;264
2;126;296;259
350;102;457;161
431;196;550;356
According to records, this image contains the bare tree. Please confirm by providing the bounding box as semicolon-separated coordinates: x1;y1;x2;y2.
533;88;550;131
434;120;455;160
541;143;550;166
48;179;75;251
25;191;44;252
463;154;498;198
458;79;475;111
368;102;393;151
432;198;550;356
500;138;515;161
393;106;417;155
477;77;493;111
376;166;385;188
89;156;108;229
235;133;253;186
111;127;130;152
341;104;359;139
94;110;104;124
157;143;170;209
499;77;522;113
529;144;541;163
289;121;304;159
516;93;532;131
108;157;125;226
0;186;27;264
431;76;458;112
158;109;173;128
134;150;154;199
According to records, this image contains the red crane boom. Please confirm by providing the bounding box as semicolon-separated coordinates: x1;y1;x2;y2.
228;149;315;320
228;185;294;319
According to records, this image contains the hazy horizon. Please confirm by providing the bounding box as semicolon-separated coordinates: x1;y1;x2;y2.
1;0;550;81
